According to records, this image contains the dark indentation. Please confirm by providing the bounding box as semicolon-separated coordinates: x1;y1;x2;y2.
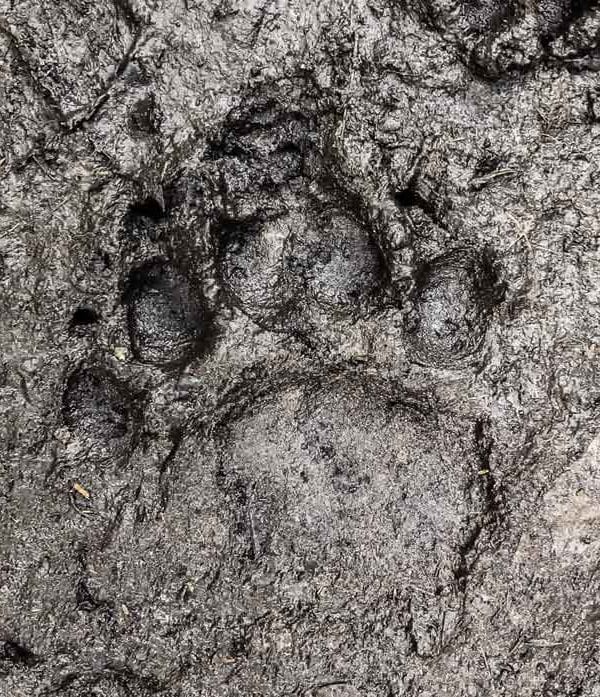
229;628;252;658
223;109;309;153
128;94;161;136
408;249;502;367
224;100;310;142
206;93;314;203
128;197;164;222
287;211;385;315
124;259;206;367
76;577;100;610
1;640;36;666
70;307;100;329
419;0;516;34
62;366;133;443
218;219;291;324
212;107;311;192
123;197;166;242
537;0;598;41
586;89;599;123
330;457;364;494
463;0;517;33
212;0;240;21
216;440;277;561
474;417;503;528
395;188;422;208
393;184;441;220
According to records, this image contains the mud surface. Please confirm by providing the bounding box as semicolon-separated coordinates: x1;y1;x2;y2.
1;1;600;695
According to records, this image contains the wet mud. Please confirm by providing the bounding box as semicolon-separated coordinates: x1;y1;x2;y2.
1;0;600;696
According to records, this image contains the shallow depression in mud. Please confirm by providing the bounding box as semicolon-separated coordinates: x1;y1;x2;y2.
124;259;207;367
218;217;294;325
286;210;386;316
210;378;485;586
407;249;501;367
62;365;134;446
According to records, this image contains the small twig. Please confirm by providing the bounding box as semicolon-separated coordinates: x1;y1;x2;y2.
526;639;563;648
470;168;519;189
248;507;260;559
481;649;494;683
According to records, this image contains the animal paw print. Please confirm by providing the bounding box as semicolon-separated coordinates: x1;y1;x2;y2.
407;248;501;368
201;78;403;343
123;258;207;368
53;76;506;690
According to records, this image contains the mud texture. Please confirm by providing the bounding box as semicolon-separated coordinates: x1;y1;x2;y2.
1;0;600;696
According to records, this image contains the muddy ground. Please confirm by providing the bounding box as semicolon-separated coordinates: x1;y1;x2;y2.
1;1;600;695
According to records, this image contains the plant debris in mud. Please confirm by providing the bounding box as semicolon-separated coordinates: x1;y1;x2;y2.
2;0;600;696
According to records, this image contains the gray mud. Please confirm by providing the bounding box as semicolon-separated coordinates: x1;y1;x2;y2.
1;0;600;695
